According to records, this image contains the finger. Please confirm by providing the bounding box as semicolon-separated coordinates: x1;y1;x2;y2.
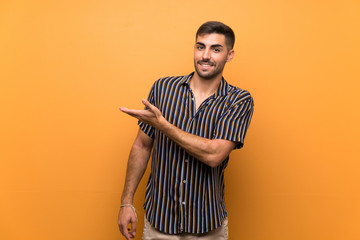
130;217;137;238
120;108;142;118
119;107;136;114
119;224;131;240
125;111;140;118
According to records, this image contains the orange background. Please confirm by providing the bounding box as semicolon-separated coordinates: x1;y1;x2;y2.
1;0;360;239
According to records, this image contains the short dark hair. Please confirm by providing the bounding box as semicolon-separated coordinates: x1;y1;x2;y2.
196;21;235;50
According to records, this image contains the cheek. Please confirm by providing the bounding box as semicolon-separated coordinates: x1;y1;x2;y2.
194;52;202;59
215;56;227;65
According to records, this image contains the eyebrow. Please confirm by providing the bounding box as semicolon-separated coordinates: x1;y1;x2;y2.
196;42;224;48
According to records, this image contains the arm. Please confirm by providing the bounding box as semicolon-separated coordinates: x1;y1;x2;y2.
120;99;236;168
159;118;236;167
118;129;153;239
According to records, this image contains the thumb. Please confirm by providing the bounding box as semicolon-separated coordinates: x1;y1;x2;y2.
142;99;154;109
142;98;149;106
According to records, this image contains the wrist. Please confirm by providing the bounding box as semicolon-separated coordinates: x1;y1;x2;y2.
157;116;168;132
120;204;138;219
121;196;133;205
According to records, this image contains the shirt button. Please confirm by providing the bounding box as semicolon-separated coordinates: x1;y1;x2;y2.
185;159;189;163
182;202;186;205
183;180;186;183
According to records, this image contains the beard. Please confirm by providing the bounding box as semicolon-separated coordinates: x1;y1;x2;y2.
194;59;225;80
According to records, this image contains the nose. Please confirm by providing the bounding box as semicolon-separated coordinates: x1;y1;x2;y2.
202;49;211;60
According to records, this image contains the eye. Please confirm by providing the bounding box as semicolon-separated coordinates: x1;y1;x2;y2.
197;45;204;50
214;48;221;52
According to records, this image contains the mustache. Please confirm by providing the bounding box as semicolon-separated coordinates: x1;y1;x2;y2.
197;60;215;66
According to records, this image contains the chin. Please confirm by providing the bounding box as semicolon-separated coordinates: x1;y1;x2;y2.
196;69;219;80
200;74;216;80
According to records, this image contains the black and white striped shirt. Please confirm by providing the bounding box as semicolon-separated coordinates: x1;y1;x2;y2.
139;72;254;234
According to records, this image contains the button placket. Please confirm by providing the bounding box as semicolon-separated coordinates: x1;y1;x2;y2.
178;155;186;233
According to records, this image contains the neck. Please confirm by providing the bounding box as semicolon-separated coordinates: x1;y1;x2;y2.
190;72;222;97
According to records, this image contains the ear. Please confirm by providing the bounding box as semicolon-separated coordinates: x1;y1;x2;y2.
226;49;235;62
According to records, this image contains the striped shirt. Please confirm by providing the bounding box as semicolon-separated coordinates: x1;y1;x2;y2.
139;72;254;234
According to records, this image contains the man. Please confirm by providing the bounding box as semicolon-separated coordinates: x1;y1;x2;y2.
118;21;254;240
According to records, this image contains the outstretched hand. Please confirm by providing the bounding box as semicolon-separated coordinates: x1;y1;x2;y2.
120;99;165;130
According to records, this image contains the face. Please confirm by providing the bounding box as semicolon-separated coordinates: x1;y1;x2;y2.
194;33;234;80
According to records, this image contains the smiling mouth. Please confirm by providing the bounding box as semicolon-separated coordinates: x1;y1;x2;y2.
198;61;215;67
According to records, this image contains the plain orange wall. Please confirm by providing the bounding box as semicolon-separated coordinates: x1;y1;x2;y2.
1;0;360;239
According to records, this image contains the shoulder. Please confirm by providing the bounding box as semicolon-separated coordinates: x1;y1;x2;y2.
153;74;191;88
227;84;254;104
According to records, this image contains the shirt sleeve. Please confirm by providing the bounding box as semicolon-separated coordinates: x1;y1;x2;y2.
213;93;254;149
138;83;156;138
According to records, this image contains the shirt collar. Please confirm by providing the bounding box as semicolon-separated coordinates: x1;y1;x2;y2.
215;77;229;97
181;72;229;97
180;72;194;85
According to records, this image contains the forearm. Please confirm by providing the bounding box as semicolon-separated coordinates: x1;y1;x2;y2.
121;131;153;204
120;100;235;168
158;118;234;167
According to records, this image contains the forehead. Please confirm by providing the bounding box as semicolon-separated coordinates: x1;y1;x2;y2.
196;33;226;46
